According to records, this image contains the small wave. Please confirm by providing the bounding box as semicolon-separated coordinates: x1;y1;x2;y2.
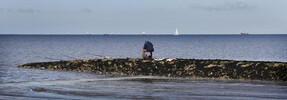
228;83;265;87
2;76;164;85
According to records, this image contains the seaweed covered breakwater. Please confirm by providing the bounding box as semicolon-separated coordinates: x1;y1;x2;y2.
18;59;287;81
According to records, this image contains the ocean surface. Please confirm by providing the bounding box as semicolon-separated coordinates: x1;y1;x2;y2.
0;35;287;99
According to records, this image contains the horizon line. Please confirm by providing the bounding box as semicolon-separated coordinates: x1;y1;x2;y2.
1;33;286;35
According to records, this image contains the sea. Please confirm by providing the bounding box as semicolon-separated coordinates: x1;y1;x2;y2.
0;34;287;99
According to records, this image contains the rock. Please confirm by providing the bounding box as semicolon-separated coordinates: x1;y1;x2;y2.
107;61;112;65
18;58;287;81
204;64;224;68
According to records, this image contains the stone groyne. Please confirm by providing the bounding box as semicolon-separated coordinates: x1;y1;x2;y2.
18;59;287;81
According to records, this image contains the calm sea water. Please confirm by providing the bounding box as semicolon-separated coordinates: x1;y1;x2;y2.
0;35;287;99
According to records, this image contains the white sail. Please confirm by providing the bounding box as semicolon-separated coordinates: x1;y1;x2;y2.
174;28;179;35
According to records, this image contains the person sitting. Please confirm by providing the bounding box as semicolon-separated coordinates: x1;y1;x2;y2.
142;41;154;59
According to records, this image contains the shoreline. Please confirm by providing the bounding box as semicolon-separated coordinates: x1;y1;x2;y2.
18;58;287;81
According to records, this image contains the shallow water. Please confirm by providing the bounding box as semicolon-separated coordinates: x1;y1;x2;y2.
1;76;287;99
0;35;287;99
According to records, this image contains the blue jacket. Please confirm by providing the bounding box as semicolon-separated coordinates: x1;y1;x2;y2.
143;41;154;52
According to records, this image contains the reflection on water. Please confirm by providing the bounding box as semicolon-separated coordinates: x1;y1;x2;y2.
0;35;287;99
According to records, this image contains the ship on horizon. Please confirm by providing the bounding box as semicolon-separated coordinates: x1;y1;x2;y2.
241;32;249;35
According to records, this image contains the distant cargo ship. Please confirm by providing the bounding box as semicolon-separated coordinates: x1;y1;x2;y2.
104;32;111;35
241;32;249;35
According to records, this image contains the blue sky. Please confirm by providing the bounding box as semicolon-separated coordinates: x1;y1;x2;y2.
0;0;286;34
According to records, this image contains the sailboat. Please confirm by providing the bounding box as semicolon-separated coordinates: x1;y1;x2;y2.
174;28;179;35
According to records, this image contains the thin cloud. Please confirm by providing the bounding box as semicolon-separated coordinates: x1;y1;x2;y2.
0;8;41;13
0;8;12;12
190;0;256;11
18;8;41;13
7;9;13;12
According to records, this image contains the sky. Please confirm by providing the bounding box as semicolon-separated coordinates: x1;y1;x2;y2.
0;0;287;34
